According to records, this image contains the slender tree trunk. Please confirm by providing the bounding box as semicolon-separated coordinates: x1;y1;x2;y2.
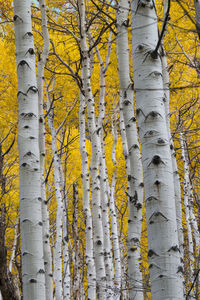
109;115;122;299
13;1;46;298
100;136;114;299
59;149;71;300
131;1;184;298
116;1;144;298
180;131;199;297
72;181;81;299
78;1;106;298
46;88;63;300
79;89;96;299
37;1;53;298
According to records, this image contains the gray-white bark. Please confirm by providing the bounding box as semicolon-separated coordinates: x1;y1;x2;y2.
46;84;63;300
131;1;184;298
116;1;144;298
78;1;106;298
14;0;46;298
79;89;96;299
37;1;53;298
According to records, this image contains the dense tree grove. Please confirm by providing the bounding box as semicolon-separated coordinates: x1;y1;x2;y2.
0;0;200;299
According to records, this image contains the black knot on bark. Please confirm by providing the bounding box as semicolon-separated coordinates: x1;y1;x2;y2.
136;203;142;210
27;86;38;93
38;269;45;273
151;155;162;165
138;44;144;51
30;279;37;283
177;266;184;274
96;240;102;246
168;245;180;252
27;48;35;55
18;60;29;68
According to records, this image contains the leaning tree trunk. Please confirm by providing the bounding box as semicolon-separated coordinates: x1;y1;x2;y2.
13;0;46;298
131;1;184;299
116;1;144;298
37;1;53;298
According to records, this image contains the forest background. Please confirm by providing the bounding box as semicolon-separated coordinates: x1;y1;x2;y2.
0;0;200;299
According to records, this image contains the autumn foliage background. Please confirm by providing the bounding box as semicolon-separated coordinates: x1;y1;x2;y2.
0;0;200;298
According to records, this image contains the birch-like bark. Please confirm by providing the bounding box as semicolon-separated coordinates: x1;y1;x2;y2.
131;1;184;298
160;1;184;265
162;51;185;292
116;1;144;298
9;213;19;273
100;137;114;299
109;115;122;299
58;148;71;299
79;89;96;299
180;131;199;292
46;86;63;300
37;1;53;298
93;31;114;298
72;181;81;299
78;1;106;297
13;1;46;298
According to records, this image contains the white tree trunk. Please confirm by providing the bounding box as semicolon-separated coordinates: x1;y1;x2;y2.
13;0;46;298
161;50;185;273
180;131;199;294
79;89;96;299
99;135;115;299
109;115;122;299
131;1;184;299
116;1;144;298
58;150;71;300
46;86;63;300
78;1;106;298
37;1;54;298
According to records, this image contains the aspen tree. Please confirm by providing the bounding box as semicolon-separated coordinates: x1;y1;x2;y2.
160;1;184;264
37;1;53;298
109;113;122;299
58;147;71;299
180;130;199;296
116;1;144;298
79;89;96;299
13;0;46;298
131;1;184;298
46;83;64;300
78;0;106;297
91;30;115;298
99;137;115;299
72;181;81;299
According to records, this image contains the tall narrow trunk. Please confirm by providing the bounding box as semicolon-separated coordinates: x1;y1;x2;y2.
100;136;114;299
72;181;81;299
180;131;199;297
13;1;46;298
46;87;63;300
131;1;184;298
78;1;106;298
79;89;96;298
109;115;122;299
116;1;144;298
37;1;53;298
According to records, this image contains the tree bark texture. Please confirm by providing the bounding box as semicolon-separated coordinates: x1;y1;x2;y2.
131;1;184;298
14;0;46;298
